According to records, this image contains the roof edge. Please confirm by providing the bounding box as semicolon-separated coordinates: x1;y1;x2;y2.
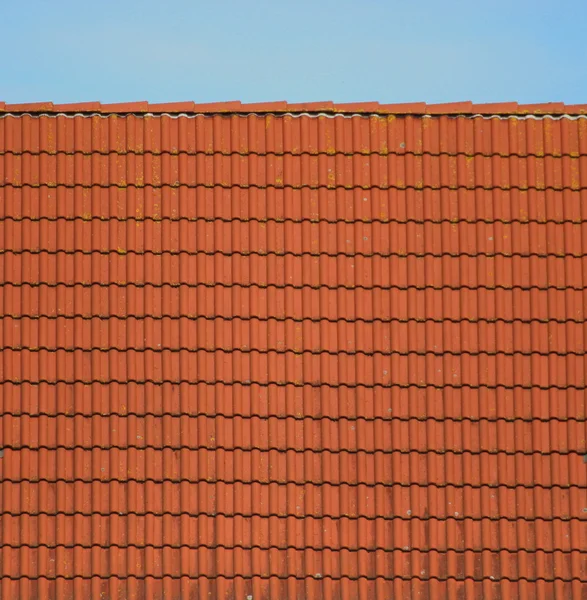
1;100;586;116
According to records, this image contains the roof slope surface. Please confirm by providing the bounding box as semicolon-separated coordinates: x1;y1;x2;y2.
0;106;586;600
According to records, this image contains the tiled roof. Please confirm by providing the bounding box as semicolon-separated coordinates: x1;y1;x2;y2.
0;104;586;600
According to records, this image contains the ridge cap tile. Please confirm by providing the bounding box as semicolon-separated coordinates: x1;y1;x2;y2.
4;101;54;111
379;102;427;113
333;101;381;112
100;101;149;112
285;101;335;111
147;101;197;112
240;101;289;111
52;101;102;112
517;102;566;114
565;103;587;114
471;101;519;114
192;101;242;111
426;101;473;114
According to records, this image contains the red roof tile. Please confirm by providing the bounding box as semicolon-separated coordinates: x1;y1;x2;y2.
0;104;586;599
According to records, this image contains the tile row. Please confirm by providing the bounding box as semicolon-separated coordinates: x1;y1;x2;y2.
2;284;586;322
2;575;583;600
2;153;587;190
2;348;586;387
2;253;586;290
2;382;583;421
1;316;586;355
1;545;584;581
1;186;585;224
1;114;587;158
1;479;584;521
2;514;584;552
2;415;584;454
0;448;584;489
2;218;587;257
3;576;587;600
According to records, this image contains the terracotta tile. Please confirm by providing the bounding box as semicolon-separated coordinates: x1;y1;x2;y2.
0;107;586;598
472;102;519;114
3;101;55;111
147;102;196;113
426;101;474;114
100;101;149;113
52;101;102;112
284;102;335;112
192;101;242;112
379;102;427;114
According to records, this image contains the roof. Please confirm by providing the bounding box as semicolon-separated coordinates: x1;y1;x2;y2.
0;102;586;600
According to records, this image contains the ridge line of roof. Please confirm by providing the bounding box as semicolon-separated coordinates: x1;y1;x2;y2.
1;100;586;116
1;111;587;121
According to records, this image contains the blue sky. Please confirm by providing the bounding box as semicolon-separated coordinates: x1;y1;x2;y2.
1;0;585;105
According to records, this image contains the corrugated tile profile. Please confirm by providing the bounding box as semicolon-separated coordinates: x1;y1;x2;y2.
0;103;586;600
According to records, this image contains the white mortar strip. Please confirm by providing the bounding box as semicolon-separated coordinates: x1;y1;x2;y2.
0;112;586;121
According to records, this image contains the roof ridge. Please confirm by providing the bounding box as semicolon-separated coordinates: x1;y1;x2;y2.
1;100;587;115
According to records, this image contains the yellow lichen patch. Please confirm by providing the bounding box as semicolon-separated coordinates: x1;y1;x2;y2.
116;247;127;255
82;212;92;221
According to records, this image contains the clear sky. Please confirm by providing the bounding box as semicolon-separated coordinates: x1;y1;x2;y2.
1;0;585;105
